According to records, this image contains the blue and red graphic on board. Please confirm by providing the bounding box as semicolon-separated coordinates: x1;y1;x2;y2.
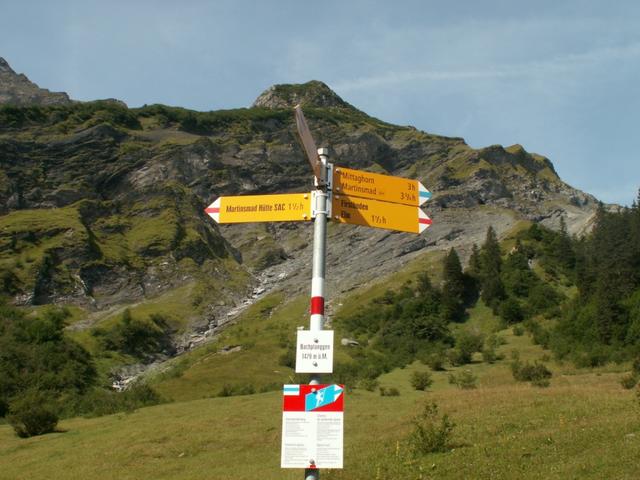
282;384;344;412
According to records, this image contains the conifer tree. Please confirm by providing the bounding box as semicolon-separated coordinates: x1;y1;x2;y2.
441;248;465;322
550;216;575;271
479;226;505;309
502;243;535;298
467;244;482;280
481;226;502;274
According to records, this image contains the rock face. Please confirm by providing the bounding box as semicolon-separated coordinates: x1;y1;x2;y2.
252;80;353;109
0;76;603;353
0;57;71;106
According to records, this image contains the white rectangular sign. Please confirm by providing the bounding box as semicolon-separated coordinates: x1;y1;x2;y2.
281;384;344;469
295;330;334;373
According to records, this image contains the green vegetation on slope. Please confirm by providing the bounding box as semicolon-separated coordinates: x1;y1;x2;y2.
0;344;638;479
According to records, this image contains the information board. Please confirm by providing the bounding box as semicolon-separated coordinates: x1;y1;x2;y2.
281;384;344;469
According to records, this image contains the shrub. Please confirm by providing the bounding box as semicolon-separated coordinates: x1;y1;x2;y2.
408;402;455;455
499;297;524;324
218;384;234;397
7;390;58;438
63;383;165;417
419;349;446;371
513;325;524;336
0;304;96;415
448;369;478;389
531;377;551;388
216;383;256;397
379;387;400;397
410;371;433;391
94;310;174;358
525;320;551;349
449;330;484;365
511;360;552;386
620;374;638;390
358;378;380;392
482;346;497;364
278;346;295;368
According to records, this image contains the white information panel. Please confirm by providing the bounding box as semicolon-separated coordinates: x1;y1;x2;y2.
281;384;344;469
295;330;334;373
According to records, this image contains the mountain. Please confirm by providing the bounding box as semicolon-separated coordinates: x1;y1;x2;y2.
0;71;600;370
0;57;71;106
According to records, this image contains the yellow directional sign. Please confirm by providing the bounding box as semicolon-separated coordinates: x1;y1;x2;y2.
205;193;312;224
331;194;431;234
333;166;431;206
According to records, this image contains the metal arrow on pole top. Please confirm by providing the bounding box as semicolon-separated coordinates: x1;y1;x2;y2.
294;105;324;183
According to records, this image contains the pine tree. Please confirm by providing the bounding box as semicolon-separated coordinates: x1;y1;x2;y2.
467;244;482;279
550;216;575;271
481;226;502;274
502;246;535;298
479;226;505;309
441;248;465;322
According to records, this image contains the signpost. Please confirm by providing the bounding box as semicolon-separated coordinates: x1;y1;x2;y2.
205;193;312;223
204;106;434;479
331;193;432;234
333;166;431;206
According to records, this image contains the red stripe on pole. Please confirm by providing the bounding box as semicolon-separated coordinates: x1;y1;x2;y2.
418;218;432;225
205;208;220;214
310;296;324;315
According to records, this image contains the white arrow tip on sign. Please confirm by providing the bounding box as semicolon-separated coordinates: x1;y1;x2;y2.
418;181;432;206
204;198;221;223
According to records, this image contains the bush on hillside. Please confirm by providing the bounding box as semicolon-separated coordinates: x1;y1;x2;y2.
0;303;96;418
448;330;484;366
358;378;379;391
620;374;638;390
499;297;524;324
65;383;165;417
419;350;447;371
408;402;455;455
7;389;58;438
511;359;552;387
379;386;400;397
448;369;478;389
93;310;174;358
410;371;433;391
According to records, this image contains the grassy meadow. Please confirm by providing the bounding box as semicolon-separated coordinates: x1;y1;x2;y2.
1;318;639;479
2;233;640;479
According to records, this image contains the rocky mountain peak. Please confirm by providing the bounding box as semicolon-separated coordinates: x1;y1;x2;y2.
0;56;71;106
252;80;351;109
0;57;15;74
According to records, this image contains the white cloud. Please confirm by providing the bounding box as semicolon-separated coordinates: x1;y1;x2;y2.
333;41;640;92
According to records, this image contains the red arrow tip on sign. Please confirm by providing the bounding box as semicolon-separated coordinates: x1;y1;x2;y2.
418;209;432;233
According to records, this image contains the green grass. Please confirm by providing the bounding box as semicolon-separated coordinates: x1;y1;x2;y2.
2;271;639;479
1;338;638;479
150;292;306;401
0;206;88;280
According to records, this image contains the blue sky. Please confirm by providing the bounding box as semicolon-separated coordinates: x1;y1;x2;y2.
2;0;639;205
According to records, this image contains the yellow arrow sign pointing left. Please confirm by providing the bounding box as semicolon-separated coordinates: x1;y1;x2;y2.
205;193;313;224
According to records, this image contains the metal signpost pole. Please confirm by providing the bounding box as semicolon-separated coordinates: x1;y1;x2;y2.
305;147;329;480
